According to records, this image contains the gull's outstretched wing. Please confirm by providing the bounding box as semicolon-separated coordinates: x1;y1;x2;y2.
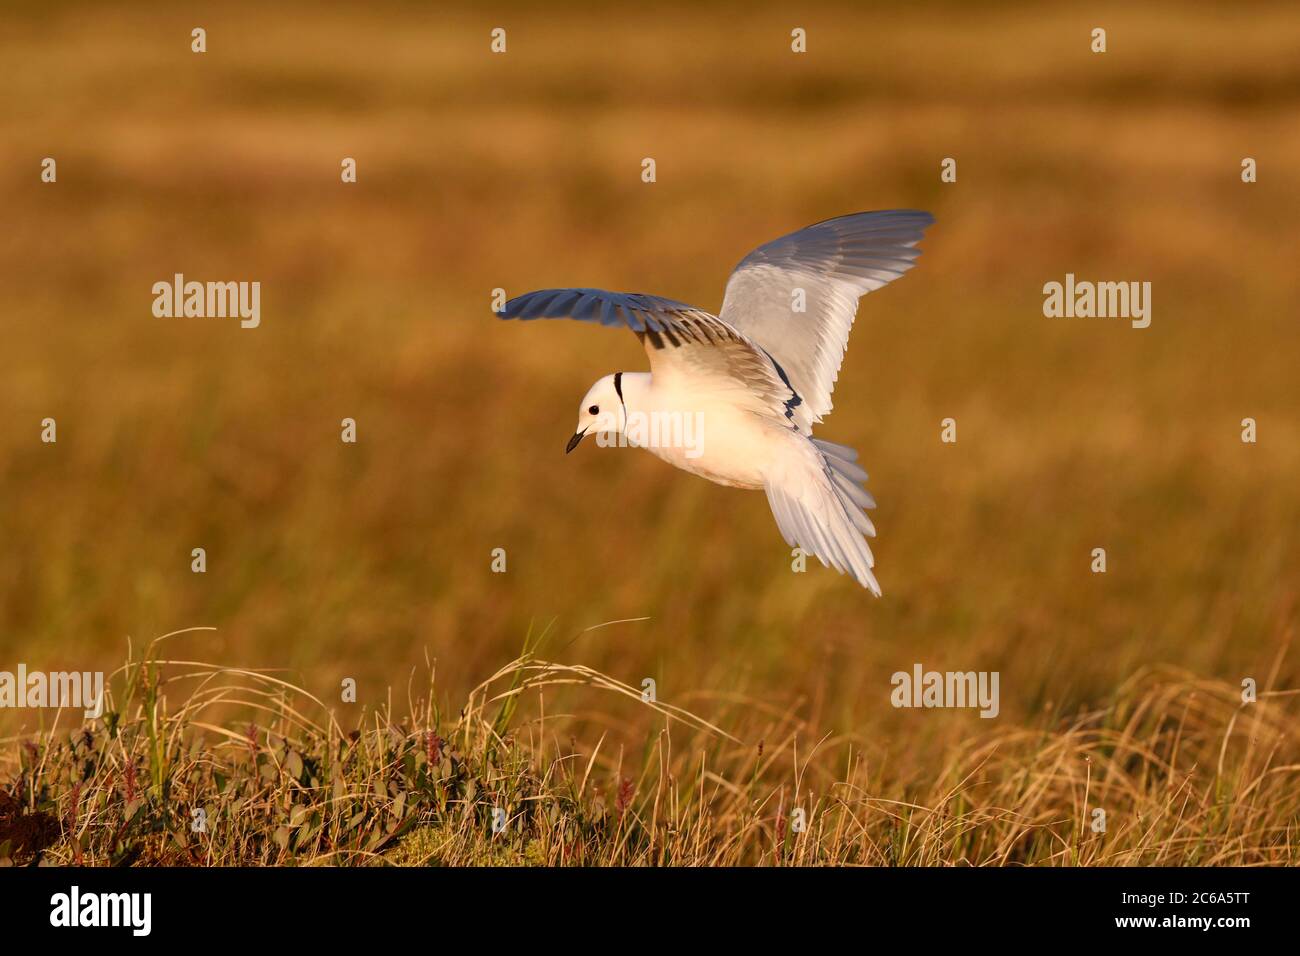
500;288;709;335
499;288;812;430
719;210;934;427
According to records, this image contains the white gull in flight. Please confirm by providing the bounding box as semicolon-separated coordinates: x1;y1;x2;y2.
499;210;935;595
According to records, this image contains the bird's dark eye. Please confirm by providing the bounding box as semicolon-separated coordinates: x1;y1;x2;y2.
588;405;599;415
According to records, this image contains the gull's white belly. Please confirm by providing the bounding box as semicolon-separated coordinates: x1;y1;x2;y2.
629;397;783;489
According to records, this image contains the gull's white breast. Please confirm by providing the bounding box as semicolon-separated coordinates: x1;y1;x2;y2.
630;380;784;490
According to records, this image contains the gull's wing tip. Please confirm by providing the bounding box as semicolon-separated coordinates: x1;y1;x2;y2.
497;288;583;321
840;208;935;230
496;292;537;320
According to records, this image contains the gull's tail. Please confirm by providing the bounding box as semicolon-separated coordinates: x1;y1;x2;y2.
764;437;880;596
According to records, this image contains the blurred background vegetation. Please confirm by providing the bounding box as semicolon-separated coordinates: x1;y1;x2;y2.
1;0;1297;753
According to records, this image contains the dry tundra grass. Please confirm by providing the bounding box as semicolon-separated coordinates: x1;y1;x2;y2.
2;625;1297;865
1;1;1299;864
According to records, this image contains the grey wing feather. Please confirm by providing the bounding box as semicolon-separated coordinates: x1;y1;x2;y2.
501;288;704;332
719;210;934;427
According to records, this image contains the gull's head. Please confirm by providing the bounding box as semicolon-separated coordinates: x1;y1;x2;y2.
567;373;626;453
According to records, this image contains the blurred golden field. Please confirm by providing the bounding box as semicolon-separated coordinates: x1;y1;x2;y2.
1;0;1299;865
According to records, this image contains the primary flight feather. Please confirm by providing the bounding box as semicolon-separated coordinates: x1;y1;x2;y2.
498;210;935;595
